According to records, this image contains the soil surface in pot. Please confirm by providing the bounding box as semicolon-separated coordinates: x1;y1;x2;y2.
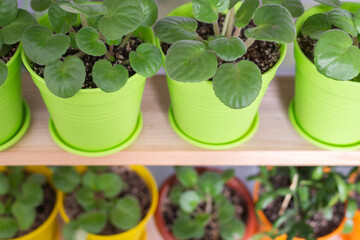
0;182;56;238
0;43;19;64
260;175;345;238
297;33;317;62
162;184;248;240
32;26;143;90
64;166;152;235
161;15;281;74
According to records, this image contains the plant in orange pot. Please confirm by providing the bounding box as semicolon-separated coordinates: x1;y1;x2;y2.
250;167;354;240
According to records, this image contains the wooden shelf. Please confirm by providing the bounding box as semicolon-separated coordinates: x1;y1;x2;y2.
1;73;359;166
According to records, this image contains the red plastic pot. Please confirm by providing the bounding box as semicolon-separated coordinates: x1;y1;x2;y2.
155;168;257;240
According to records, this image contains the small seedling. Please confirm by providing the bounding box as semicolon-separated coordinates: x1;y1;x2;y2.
168;167;243;240
23;0;162;98
154;0;302;109
0;1;38;87
0;167;48;239
301;0;360;81
249;167;354;239
53;166;142;240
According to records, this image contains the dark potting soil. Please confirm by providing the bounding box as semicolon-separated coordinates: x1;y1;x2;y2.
64;166;152;236
162;185;248;240
353;176;360;209
161;15;281;75
0;43;19;64
260;175;346;238
297;33;317;62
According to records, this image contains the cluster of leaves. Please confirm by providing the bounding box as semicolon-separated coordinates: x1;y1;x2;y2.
0;1;37;87
23;0;162;98
168;167;243;240
154;0;302;109
301;0;360;81
250;167;356;240
53;166;141;240
0;167;48;239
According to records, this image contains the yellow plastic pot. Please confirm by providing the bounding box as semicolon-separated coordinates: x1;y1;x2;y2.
59;166;159;240
0;166;61;240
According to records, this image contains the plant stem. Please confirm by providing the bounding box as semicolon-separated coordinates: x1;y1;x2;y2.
225;8;235;38
279;173;299;216
221;11;231;36
80;13;88;27
245;38;256;48
353;36;359;48
69;26;76;34
109;45;114;56
196;35;204;42
205;194;212;214
99;32;107;43
120;33;133;48
233;27;241;38
75;51;85;58
213;22;220;37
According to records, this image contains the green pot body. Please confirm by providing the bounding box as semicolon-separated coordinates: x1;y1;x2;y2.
22;16;155;153
164;3;287;146
293;2;360;147
0;46;24;145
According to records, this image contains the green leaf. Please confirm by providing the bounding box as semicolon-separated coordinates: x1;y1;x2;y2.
99;0;143;40
22;25;70;66
60;3;108;16
0;0;18;27
0;203;4;215
74;0;87;3
173;215;205;240
137;0;158;27
301;13;332;39
0;9;38;45
63;221;87;240
49;1;78;34
346;198;357;219
78;211;107;234
191;0;219;23
179;190;202;213
327;9;358;36
44;56;86;98
8;167;25;190
314;0;342;8
245;4;296;44
235;0;260;28
195;213;211;227
130;43;162;77
354;9;360;34
343;219;354;234
82;171;97;190
0;31;3;50
314;30;360;81
0;173;9;195
31;0;54;12
75;187;97;210
165;40;218;82
92;60;128;93
209;37;246;61
18;182;44;207
11;201;36;230
263;0;304;18
0;217;18;239
53;167;81;193
97;173;124;198
256;188;291;209
110;196;141;230
154;17;198;44
220;219;245;240
76;26;106;56
334;173;347;202
198;171;223;197
175;167;198;188
221;169;235;183
213;60;262;109
170;185;183;204
217;197;235;224
26;174;47;185
311;166;324;181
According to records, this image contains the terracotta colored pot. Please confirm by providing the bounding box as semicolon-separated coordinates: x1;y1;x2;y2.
155;168;257;240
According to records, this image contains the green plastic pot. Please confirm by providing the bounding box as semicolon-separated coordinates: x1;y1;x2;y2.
0;44;31;151
22;15;156;157
163;3;287;150
290;2;360;151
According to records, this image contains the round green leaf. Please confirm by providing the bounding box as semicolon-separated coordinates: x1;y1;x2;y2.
63;221;86;240
173;215;205;240
137;0;158;27
314;0;342;8
11;202;36;230
213;60;262;109
235;0;260;28
354;9;360;34
53;167;81;193
165;40;218;82
44;56;85;98
221;169;235;183
263;0;304;18
191;0;219;23
209;37;246;61
92;60;128;93
301;13;332;39
82;171;97;190
179;190;202;213
220;219;245;240
169;185;183;204
99;0;143;40
217;198;235;224
97;173;124;198
0;0;17;27
76;187;97;210
74;0;87;3
327;9;358;37
0;31;3;50
314;30;360;81
22;25;70;66
154;16;198;44
18;182;44;207
26;174;47;185
245;4;296;44
110;196;141;230
0;9;38;45
31;0;54;12
175;167;198;188
76;26;106;56
78;211;107;234
0;60;8;87
49;1;78;34
60;3;108;17
0;173;9;195
198;172;224;197
129;43;162;77
0;217;18;239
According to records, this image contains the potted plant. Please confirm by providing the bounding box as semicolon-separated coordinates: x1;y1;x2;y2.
250;167;353;240
0;2;35;151
153;0;302;149
289;0;360;150
154;167;257;240
52;166;158;240
0;166;60;240
21;0;162;157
